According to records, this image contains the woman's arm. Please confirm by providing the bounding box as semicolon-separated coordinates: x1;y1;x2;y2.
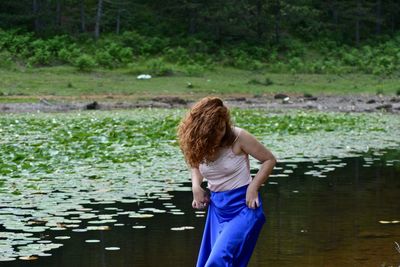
238;129;277;209
191;167;210;209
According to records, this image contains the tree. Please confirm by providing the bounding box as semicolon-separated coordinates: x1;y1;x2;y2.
33;0;41;32
94;0;103;39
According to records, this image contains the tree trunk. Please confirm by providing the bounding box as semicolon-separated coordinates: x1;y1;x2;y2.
255;0;263;40
274;0;281;44
391;13;395;34
80;1;86;33
95;0;103;39
215;22;221;44
33;0;40;32
56;0;62;27
116;9;121;34
332;0;338;28
355;0;361;46
188;8;197;35
375;0;381;35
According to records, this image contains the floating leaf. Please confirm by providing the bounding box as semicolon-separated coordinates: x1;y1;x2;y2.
85;240;100;243
54;236;70;240
171;226;194;231
105;247;120;251
132;226;146;229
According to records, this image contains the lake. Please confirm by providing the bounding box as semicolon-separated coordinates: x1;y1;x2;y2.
0;110;399;266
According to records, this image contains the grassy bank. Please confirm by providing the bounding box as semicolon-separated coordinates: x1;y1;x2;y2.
0;66;399;103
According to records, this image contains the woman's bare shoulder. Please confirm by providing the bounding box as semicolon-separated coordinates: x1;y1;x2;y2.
232;126;244;136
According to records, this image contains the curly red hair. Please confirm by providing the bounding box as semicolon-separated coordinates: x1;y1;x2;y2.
177;97;236;167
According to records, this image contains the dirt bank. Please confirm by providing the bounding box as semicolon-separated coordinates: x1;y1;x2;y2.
0;94;399;114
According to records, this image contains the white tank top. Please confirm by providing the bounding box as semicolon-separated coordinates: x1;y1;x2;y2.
199;127;252;192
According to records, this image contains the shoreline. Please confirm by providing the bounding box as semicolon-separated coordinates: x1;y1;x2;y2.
0;94;399;114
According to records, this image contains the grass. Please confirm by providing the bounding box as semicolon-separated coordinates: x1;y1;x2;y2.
0;66;399;103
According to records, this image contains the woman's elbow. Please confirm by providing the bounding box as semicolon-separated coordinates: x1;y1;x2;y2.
269;155;277;167
261;155;276;167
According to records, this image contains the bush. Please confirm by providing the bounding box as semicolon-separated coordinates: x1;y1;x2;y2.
146;58;173;76
164;47;191;64
1;29;400;75
74;54;96;72
104;42;133;63
95;50;115;68
183;64;205;76
119;31;169;55
0;51;14;69
57;44;82;64
120;31;146;54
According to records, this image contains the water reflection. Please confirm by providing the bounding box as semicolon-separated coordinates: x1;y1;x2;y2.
2;149;400;267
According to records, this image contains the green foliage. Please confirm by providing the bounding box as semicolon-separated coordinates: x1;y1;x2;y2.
120;31;169;55
164;47;191;64
183;64;205;76
58;44;82;64
74;54;96;72
146;58;173;76
95;50;115;68
0;51;14;69
1;29;400;75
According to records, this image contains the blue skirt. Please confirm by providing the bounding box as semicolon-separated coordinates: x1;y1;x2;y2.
196;184;266;267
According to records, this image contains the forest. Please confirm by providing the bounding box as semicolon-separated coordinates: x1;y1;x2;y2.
1;0;400;75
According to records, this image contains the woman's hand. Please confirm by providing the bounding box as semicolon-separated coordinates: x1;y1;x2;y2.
192;185;210;210
246;184;260;209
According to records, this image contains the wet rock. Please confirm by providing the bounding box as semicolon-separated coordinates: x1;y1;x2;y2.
226;97;246;101
305;96;318;101
151;97;187;105
149;102;171;108
366;99;376;104
274;93;288;99
86;101;99;110
390;97;400;103
303;93;313;98
305;104;316;109
376;104;392;111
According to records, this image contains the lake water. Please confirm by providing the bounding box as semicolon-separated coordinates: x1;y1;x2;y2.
3;149;399;267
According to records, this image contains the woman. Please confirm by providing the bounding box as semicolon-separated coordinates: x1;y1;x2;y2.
177;97;276;267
